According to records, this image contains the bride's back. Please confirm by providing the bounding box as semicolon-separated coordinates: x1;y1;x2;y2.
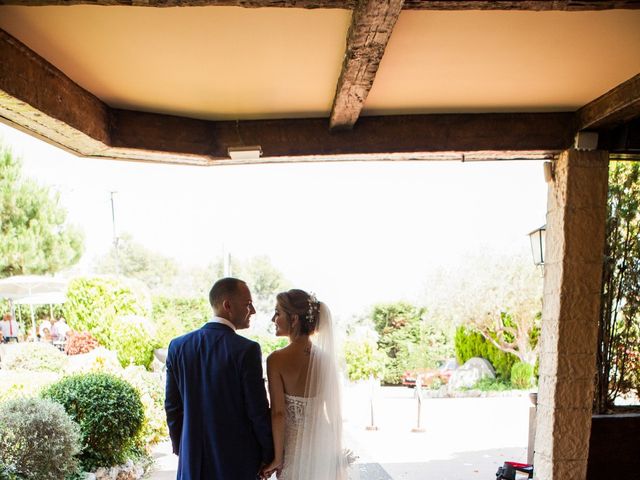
275;342;311;397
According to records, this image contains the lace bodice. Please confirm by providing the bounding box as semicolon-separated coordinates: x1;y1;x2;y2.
285;394;310;425
280;394;312;480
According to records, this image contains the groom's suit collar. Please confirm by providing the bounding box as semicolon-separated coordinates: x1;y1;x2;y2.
205;315;236;331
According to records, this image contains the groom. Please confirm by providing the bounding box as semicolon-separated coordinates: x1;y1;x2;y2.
165;277;274;479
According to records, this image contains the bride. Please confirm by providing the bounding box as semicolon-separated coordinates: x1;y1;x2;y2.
261;289;350;479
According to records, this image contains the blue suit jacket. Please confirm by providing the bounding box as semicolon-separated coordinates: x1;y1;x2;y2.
165;322;274;479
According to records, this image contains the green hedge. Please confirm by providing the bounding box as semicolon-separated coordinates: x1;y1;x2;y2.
454;326;518;380
42;373;144;471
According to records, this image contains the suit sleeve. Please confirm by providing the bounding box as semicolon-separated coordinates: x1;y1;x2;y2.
164;341;183;455
241;341;275;464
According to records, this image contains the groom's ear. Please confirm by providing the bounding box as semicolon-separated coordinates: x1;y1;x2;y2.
222;298;232;313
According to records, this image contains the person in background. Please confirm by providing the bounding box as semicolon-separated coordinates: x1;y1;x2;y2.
1;313;21;343
39;317;52;340
52;317;70;341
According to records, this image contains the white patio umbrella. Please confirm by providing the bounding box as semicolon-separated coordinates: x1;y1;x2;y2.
0;275;68;339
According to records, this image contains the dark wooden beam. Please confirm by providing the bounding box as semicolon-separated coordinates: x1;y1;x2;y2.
575;73;640;131
109;109;575;162
1;0;639;9
404;1;640;10
329;0;404;130
0;29;110;156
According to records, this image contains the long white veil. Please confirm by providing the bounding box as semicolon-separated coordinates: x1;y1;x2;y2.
289;301;351;479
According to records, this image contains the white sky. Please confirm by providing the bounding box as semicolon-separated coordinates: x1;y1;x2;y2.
0;122;548;318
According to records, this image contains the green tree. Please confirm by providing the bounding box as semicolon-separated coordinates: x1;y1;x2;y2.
63;276;154;367
371;302;426;384
426;255;541;366
0;144;83;276
595;161;640;412
94;233;178;291
240;255;291;316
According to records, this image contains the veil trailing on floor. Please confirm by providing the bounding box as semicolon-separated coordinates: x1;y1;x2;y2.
289;301;356;479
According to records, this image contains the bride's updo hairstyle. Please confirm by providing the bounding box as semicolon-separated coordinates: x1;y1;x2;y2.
276;289;320;336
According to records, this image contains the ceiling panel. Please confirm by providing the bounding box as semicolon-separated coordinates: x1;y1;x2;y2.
0;5;351;120
364;10;640;115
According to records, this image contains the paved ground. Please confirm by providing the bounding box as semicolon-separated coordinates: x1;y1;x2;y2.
150;386;532;480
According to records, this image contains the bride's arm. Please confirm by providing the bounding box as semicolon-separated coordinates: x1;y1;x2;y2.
263;353;285;476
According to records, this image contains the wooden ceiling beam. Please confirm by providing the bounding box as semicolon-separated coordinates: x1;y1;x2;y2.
329;0;404;130
575;73;640;131
0;29;110;156
109;109;575;162
1;0;639;9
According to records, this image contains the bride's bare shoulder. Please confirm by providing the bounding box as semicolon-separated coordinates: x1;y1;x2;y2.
267;345;290;365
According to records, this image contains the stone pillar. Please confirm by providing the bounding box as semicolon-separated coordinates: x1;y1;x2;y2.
533;149;608;480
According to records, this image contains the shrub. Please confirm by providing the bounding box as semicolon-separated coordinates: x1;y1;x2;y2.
42;373;144;471
109;315;157;368
0;397;81;480
511;361;535;389
0;371;61;403
454;326;518;380
470;377;512;392
64;276;152;367
343;336;386;381
2;342;68;372
122;365;168;447
64;347;123;376
65;330;100;355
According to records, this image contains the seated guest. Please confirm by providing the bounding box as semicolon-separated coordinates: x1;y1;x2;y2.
39;317;52;339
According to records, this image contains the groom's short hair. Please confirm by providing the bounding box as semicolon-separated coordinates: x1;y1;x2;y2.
209;277;245;308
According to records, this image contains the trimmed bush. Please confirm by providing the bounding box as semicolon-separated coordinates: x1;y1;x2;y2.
65;330;100;355
511;361;535;389
42;373;144;471
2;342;68;372
0;397;81;480
454;326;518;380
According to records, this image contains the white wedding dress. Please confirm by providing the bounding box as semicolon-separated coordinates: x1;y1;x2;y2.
279;394;311;480
276;303;355;480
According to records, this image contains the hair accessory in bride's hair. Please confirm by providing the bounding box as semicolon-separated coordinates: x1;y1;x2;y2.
307;292;320;325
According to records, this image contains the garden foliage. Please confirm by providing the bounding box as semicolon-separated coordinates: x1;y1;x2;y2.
64;331;100;355
510;361;535;389
64;277;154;367
595;161;640;412
0;397;81;480
2;342;68;373
0;143;83;277
372;302;425;384
343;335;386;382
454;326;518;380
42;373;144;471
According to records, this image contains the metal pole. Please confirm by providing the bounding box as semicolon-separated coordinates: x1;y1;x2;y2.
110;191;120;275
365;374;378;431
411;378;426;432
29;303;36;341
